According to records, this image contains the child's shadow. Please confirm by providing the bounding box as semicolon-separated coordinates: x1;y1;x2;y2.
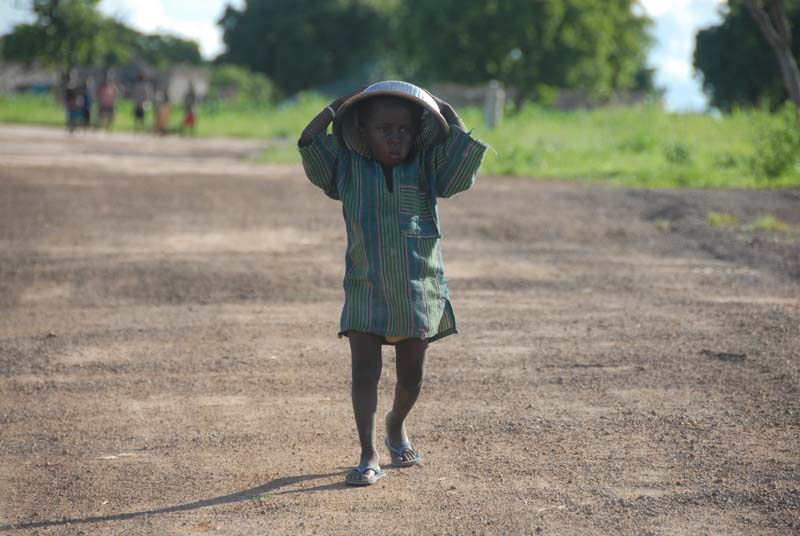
0;470;346;532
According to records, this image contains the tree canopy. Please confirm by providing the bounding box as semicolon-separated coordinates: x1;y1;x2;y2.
396;0;653;104
694;0;800;111
218;0;389;96
217;0;653;104
1;0;110;74
1;0;202;75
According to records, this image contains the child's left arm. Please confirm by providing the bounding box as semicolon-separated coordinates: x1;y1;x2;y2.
426;96;489;198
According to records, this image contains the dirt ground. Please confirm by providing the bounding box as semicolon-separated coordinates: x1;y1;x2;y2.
0;124;798;536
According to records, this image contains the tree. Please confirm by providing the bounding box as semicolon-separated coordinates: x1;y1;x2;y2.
694;1;800;111
744;0;800;109
107;22;202;68
1;0;110;77
1;1;202;74
218;0;388;96
395;0;653;107
209;64;274;102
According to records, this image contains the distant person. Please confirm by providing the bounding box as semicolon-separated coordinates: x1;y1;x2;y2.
64;82;82;133
298;81;488;486
132;74;151;131
96;76;119;131
79;79;92;128
154;90;171;135
181;84;197;136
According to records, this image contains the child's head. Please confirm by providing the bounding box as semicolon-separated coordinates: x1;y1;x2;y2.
357;96;422;167
334;81;449;162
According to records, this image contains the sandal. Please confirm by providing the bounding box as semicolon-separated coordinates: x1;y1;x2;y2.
345;463;385;486
385;436;421;467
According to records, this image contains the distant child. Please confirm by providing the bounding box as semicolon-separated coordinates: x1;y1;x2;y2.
132;74;151;131
64;82;82;133
79;79;92;128
298;81;488;486
181;84;197;136
96;76;119;131
154;89;171;136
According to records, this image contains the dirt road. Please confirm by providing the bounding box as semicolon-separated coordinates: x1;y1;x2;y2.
1;125;798;535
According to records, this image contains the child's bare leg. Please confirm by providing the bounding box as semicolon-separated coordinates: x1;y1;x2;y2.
348;332;383;476
387;338;427;447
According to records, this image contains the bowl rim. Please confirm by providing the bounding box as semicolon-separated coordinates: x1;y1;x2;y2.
333;81;450;156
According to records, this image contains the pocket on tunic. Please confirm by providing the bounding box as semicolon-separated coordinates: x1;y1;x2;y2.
398;184;441;238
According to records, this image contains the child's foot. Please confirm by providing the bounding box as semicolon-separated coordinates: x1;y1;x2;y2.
345;454;384;486
385;412;421;467
385;411;408;446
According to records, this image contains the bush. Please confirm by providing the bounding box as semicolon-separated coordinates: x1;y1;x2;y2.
663;142;693;165
619;131;657;153
752;103;800;179
209;65;275;103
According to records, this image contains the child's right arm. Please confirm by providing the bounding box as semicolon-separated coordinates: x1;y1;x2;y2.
298;87;364;200
299;87;364;147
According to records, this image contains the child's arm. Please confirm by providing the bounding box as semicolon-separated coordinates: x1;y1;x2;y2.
298;87;365;199
431;95;467;131
426;96;488;198
299;86;364;147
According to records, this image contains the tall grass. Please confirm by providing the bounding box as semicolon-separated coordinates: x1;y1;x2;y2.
468;104;793;188
1;93;798;188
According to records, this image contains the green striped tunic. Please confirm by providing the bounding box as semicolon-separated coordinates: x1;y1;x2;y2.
299;125;488;343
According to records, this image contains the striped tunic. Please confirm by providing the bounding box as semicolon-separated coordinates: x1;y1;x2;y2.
299;125;488;343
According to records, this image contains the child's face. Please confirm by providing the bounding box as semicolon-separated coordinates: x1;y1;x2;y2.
359;99;418;167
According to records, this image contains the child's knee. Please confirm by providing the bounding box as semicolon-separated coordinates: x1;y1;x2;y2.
352;356;381;385
397;368;424;393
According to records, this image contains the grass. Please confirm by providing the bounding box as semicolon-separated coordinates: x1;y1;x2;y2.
707;211;792;233
2;92;799;188
707;210;739;227
743;214;791;233
469;104;799;188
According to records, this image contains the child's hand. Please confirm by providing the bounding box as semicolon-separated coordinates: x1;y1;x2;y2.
429;93;458;124
299;85;367;146
330;85;368;112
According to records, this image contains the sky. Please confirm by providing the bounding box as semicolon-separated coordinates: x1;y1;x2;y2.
1;0;726;111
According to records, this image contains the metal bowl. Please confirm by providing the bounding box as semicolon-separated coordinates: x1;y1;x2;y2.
334;80;450;158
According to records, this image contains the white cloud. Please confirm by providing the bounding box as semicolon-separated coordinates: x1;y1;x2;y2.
662;58;692;79
0;1;33;36
641;0;727;111
99;0;240;59
640;0;673;18
641;0;726;18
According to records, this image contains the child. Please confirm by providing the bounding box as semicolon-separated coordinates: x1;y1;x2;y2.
132;74;151;132
181;84;197;136
298;81;488;486
154;89;171;136
64;82;82;134
96;76;119;131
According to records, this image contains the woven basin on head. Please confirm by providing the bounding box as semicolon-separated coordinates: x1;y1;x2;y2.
334;81;450;158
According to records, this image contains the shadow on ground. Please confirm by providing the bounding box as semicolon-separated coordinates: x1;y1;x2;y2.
0;471;345;532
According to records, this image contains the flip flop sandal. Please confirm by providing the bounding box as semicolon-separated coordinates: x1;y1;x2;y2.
385;436;421;467
345;463;386;486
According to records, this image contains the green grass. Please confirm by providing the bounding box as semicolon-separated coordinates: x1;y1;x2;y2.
707;210;739;227
706;211;793;233
469;104;799;188
2;93;799;188
743;214;791;233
